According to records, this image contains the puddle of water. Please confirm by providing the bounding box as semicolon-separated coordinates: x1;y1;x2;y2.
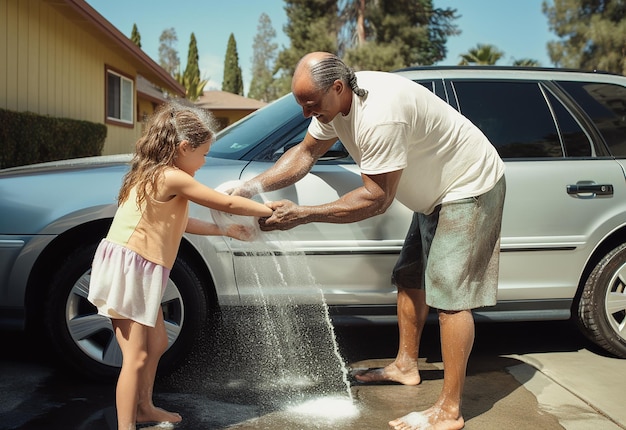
285;395;360;420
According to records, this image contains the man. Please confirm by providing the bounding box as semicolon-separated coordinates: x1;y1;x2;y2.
234;52;505;430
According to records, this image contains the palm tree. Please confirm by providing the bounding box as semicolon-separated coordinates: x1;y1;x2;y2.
513;58;541;67
458;43;504;65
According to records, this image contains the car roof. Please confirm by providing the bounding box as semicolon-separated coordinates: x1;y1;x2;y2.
392;65;626;84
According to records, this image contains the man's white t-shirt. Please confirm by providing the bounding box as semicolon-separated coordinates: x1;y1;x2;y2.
307;71;505;214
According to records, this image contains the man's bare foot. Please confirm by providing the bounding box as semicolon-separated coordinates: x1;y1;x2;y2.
354;361;421;385
388;408;464;430
136;405;182;425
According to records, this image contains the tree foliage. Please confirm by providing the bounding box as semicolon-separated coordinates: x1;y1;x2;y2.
543;0;626;74
339;0;460;70
158;28;180;76
344;43;405;71
458;43;504;65
222;33;244;95
513;58;541;67
274;0;339;93
338;0;368;52
248;13;281;102
250;0;460;96
177;33;207;101
130;23;141;48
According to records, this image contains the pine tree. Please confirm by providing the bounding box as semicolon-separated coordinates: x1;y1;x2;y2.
543;0;626;74
180;33;207;101
248;13;280;102
158;28;180;77
222;33;244;95
130;23;141;48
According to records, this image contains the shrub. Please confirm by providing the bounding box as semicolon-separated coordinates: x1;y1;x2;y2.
0;109;107;169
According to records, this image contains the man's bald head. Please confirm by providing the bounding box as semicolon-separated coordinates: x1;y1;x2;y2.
293;52;334;85
291;52;368;98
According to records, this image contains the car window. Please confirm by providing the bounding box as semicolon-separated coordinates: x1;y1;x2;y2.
416;79;448;102
270;126;355;164
210;93;303;160
544;90;592;157
451;80;564;158
557;81;626;157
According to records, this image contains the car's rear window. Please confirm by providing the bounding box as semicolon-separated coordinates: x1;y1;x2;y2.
558;81;626;157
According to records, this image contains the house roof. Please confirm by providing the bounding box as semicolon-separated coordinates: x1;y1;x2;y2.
195;91;267;110
45;0;186;98
136;76;168;104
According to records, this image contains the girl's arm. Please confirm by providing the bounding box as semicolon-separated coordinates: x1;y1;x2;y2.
185;218;222;235
163;169;273;218
186;217;260;241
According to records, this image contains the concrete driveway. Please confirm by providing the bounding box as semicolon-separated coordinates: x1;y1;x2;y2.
1;320;624;429
221;349;624;430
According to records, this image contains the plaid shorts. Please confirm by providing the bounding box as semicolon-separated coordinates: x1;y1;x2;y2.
392;176;506;311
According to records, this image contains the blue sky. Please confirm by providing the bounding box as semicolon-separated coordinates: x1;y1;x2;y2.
86;0;555;94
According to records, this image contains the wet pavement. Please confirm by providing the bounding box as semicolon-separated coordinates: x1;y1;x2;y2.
1;316;624;429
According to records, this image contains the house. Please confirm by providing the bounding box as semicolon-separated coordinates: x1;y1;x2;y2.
0;0;186;155
196;90;267;130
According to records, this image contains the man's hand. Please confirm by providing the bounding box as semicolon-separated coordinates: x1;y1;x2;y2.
259;200;305;231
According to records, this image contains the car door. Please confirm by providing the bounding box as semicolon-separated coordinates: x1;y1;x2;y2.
448;79;626;310
232;81;448;307
234;125;412;306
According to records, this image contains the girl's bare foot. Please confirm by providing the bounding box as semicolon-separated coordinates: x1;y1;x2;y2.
136;405;182;425
354;361;421;385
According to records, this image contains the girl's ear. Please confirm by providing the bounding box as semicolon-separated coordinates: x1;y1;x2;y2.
178;140;190;153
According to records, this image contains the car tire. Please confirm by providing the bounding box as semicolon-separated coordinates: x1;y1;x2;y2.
577;242;626;358
44;241;211;380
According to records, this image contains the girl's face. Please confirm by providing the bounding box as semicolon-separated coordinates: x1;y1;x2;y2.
175;140;211;176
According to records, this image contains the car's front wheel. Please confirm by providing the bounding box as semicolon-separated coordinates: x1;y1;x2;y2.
578;242;626;358
44;242;211;380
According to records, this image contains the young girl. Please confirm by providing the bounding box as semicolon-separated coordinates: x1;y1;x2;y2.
88;102;273;430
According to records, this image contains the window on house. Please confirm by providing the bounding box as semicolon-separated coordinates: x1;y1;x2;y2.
107;69;134;125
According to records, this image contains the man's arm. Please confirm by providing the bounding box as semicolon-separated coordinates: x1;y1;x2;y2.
261;169;403;231
235;132;337;197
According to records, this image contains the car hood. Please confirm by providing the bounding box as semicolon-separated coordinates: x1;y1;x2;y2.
0;155;251;235
0;154;134;177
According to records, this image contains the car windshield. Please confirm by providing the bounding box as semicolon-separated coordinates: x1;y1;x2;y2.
209;93;303;160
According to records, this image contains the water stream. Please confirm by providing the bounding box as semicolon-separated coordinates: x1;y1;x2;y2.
173;182;360;425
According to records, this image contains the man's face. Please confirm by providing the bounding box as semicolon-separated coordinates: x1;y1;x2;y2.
292;78;343;124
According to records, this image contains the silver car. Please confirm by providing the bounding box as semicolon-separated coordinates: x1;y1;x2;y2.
2;66;626;378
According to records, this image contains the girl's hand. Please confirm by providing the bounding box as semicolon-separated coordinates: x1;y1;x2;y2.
225;180;260;199
225;223;259;241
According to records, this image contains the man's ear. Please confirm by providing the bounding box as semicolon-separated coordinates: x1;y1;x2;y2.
333;79;346;94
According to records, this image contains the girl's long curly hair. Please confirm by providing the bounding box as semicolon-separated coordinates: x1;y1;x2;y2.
117;101;217;207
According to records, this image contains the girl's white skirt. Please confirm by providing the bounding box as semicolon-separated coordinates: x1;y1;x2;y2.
88;239;170;328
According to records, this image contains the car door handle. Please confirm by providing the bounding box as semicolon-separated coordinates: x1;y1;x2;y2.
567;183;613;197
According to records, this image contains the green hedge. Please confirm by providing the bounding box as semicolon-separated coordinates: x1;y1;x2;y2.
0;108;107;169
